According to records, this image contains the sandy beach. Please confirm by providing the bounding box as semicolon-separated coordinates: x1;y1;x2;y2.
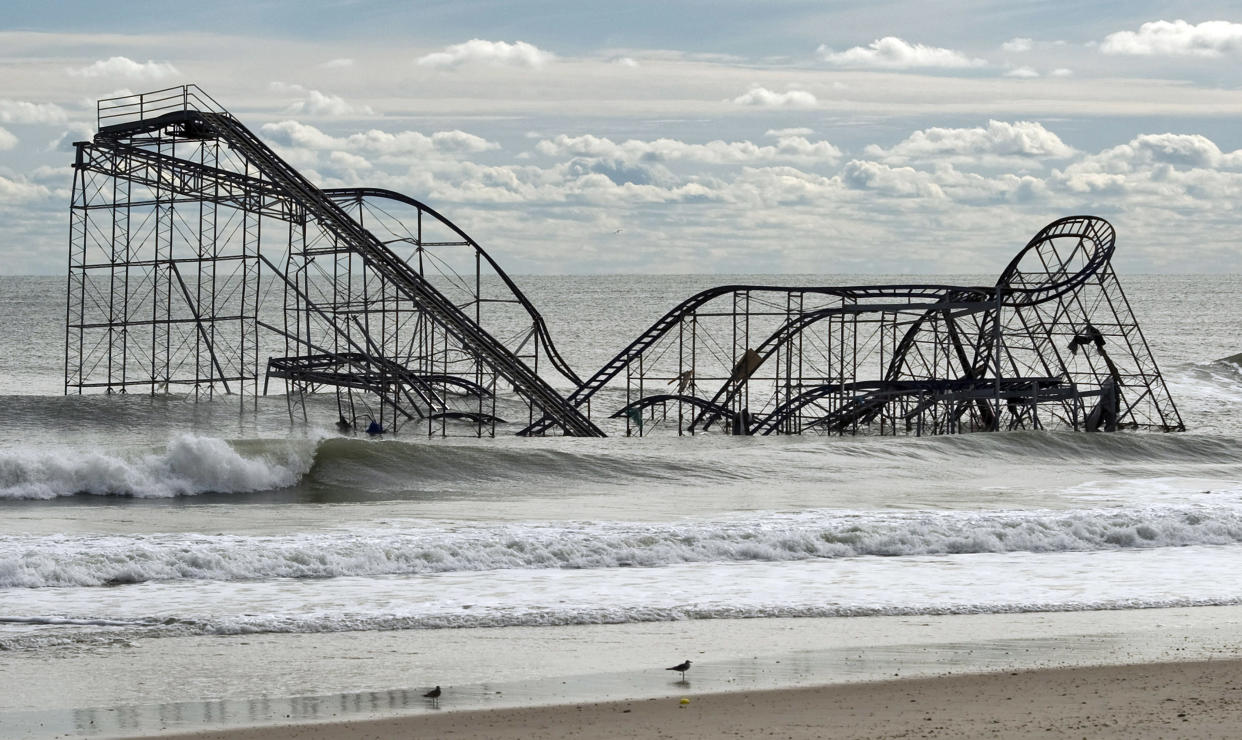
0;606;1212;739
133;659;1242;739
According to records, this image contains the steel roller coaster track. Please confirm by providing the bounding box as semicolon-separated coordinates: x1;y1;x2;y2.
65;86;1184;437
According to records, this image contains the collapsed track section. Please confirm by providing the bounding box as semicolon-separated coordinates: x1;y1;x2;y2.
65;86;1183;437
545;215;1183;436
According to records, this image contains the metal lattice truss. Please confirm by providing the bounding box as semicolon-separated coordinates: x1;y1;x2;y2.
66;85;595;436
65;86;1183;437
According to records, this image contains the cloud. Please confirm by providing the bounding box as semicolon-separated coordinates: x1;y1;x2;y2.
816;37;986;69
260;120;499;157
260;120;338;150
1068;133;1242;173
0;100;68;125
1101;19;1242;57
1004;66;1039;78
320;58;355;69
731;86;818;108
1002;38;1033;53
841;160;945;198
0;174;49;201
1050;68;1074;77
69;56;179;80
416;40;554;69
328;150;371;171
536;133;841;166
865;120;1076;164
47;122;96;152
765;128;814;137
0;127;16;150
1052;133;1242;206
613;57;639;67
271;83;374;116
351;128;499;155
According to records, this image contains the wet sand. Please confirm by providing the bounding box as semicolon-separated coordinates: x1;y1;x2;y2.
8;606;1242;738
137;659;1242;739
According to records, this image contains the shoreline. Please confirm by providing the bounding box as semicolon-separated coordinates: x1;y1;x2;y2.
128;658;1242;739
7;605;1242;739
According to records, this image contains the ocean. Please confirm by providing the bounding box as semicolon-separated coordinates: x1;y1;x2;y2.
2;272;1241;737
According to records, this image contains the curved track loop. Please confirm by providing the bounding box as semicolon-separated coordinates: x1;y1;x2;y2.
996;215;1115;308
323;188;582;388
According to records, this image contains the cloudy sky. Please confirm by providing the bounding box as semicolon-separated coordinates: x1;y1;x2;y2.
0;1;1239;274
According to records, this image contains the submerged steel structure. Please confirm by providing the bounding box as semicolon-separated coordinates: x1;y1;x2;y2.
65;85;595;437
65;86;1184;437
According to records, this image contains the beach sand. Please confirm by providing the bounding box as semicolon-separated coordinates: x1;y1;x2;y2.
136;659;1242;739
9;607;1242;738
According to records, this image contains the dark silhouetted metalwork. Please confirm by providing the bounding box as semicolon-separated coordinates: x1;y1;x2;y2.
66;86;1183;438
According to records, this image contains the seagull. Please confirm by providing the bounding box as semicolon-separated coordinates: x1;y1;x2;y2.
423;685;441;704
666;660;692;680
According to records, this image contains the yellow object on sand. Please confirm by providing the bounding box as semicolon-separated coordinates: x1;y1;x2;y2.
680;697;690;705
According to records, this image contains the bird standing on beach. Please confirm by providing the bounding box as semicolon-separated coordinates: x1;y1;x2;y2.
423;685;442;705
666;660;692;680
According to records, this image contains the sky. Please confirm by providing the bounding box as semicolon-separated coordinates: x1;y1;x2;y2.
0;1;1239;275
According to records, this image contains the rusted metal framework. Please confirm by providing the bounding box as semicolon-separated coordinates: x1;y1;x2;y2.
65;86;1183;437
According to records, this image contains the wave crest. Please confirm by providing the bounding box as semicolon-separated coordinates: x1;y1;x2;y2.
5;505;1242;588
0;435;314;499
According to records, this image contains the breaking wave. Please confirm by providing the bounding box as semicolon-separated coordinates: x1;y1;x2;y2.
5;504;1242;588
0;428;1239;501
0;435;315;499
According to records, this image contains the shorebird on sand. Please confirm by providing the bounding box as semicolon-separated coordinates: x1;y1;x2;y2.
666;660;692;680
423;685;442;705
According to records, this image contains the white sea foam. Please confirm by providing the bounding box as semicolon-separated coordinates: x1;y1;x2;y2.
4;504;1242;588
0;435;315;499
4;546;1242;649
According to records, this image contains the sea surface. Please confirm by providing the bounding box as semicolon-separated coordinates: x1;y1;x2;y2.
1;273;1241;734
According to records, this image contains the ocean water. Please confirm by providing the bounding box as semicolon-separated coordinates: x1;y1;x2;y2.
2;273;1242;733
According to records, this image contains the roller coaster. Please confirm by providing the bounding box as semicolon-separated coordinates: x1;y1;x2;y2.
65;86;1184;437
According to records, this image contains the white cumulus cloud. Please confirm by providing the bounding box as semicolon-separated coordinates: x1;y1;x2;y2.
536;133;841;166
271;83;374;116
817;37;986;69
0;100;68;125
865;120;1075;163
47;122;96;152
0;126;16;150
1005;66;1040;78
1101;19;1242;57
69;56;179;81
416;40;554;69
731;86;818;108
841;160;945;198
765;128;814;137
1002;38;1033;53
260;120;498;158
1071;133;1242;173
0;174;49;201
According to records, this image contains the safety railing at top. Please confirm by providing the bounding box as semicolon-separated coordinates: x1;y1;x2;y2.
97;85;231;129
